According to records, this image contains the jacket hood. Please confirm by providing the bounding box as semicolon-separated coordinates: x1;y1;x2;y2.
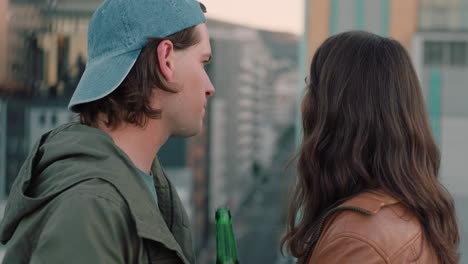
0;122;129;243
0;122;193;263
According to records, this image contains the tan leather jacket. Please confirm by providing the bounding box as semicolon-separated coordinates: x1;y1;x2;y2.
307;190;438;264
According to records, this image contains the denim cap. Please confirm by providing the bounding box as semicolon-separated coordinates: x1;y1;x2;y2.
68;0;206;112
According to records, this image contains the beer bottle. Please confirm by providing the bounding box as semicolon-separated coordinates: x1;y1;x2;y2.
215;207;239;264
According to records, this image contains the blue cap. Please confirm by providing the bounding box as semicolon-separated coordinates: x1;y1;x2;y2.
68;0;206;112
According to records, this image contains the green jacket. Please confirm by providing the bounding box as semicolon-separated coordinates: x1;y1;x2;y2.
0;122;194;263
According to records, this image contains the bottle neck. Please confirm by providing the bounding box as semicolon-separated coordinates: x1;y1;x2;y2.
216;218;239;262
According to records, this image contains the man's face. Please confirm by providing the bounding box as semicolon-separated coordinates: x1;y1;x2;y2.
161;23;215;137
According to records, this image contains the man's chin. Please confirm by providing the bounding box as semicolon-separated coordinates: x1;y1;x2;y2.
171;127;202;138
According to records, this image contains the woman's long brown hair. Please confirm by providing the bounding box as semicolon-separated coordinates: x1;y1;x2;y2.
281;31;459;263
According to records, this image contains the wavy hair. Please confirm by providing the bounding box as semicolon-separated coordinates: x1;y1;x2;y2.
281;31;459;264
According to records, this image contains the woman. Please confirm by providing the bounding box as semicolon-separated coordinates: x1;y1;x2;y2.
281;31;459;263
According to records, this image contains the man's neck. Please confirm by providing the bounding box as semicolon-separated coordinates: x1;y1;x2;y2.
98;120;169;174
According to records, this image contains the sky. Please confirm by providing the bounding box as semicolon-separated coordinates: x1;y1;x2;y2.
201;0;304;35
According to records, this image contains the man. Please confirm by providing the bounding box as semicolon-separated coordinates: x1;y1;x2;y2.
0;0;214;263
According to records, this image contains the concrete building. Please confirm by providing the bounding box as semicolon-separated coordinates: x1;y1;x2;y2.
413;1;468;259
273;70;299;128
1;2;44;95
0;0;9;85
0;0;100;97
39;0;101;97
206;20;277;216
305;0;419;60
419;0;468;30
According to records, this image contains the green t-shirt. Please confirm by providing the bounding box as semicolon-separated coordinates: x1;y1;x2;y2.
137;169;158;205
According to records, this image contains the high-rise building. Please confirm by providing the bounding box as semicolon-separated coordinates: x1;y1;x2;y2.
206;20;276;216
305;0;419;60
420;0;468;30
39;0;101;98
1;1;44;95
0;0;101;97
413;1;468;259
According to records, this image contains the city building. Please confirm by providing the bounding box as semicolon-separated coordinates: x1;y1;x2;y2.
414;2;468;258
1;0;45;95
0;0;100;97
305;0;419;60
206;20;278;216
39;0;100;98
0;0;9;85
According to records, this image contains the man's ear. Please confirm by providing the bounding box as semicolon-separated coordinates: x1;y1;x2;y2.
157;40;176;82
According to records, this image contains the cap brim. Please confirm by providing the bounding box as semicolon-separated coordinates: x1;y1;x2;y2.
68;49;142;112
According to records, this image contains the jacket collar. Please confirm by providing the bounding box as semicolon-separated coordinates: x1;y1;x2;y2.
89;131;192;264
340;190;399;214
305;189;400;260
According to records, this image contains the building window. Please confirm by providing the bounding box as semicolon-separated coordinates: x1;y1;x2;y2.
424;41;467;67
424;41;445;65
449;42;467;66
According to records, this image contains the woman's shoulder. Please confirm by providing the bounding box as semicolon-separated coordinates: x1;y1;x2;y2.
311;190;428;262
327;190;421;241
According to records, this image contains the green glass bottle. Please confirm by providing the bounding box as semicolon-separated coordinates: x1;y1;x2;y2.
215;207;239;264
